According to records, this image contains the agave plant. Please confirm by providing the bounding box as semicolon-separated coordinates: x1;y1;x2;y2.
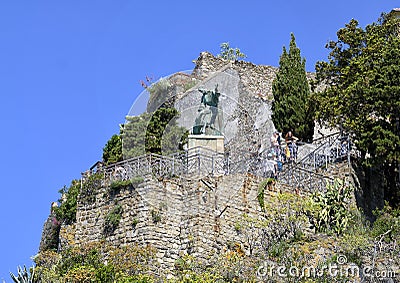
10;265;35;283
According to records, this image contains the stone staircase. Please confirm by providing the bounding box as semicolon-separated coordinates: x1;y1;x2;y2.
277;132;351;193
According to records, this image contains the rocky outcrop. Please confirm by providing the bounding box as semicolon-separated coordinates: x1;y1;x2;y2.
39;205;61;252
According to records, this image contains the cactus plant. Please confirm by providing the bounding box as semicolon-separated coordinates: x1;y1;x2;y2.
10;265;35;283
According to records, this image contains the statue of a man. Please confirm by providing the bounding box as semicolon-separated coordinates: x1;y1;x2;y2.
193;85;222;135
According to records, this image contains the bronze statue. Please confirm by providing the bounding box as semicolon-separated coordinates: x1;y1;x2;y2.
192;85;223;135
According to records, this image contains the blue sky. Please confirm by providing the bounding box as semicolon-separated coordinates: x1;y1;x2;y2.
0;0;396;280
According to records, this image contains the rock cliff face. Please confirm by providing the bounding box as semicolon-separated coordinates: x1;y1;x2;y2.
174;53;275;166
145;52;321;164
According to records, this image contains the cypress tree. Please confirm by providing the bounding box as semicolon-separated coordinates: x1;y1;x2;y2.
272;33;315;142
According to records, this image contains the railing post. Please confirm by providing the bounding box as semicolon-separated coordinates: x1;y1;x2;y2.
148;154;152;175
172;156;175;176
347;137;351;167
211;155;214;176
314;153;316;170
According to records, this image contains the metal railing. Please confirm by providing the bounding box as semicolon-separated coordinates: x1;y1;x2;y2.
98;146;225;185
82;133;351;194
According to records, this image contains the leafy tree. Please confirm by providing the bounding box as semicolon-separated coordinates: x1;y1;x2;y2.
315;14;400;205
102;134;122;165
271;33;315;142
145;107;188;155
147;78;173;113
54;180;81;225
122;113;150;158
217;42;247;61
122;107;188;158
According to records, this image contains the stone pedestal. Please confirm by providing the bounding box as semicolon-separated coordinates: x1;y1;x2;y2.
188;135;224;153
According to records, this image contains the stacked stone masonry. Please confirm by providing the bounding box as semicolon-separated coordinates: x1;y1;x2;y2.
70;174;266;271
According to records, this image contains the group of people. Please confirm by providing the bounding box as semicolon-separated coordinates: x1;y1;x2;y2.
268;130;298;179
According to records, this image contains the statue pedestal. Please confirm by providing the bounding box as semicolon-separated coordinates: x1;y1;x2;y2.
188;135;224;153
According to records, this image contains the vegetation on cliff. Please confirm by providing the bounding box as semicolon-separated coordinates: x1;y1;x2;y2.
103;106;188;161
29;181;400;282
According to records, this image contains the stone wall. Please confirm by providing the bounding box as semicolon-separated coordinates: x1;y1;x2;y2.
67;174;267;271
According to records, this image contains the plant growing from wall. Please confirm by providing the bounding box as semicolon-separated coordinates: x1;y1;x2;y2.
131;176;144;186
104;204;123;235
257;178;275;212
109;179;131;196
132;218;139;229
149;203;167;224
150;209;161;224
217;42;247;61
108;177;144;198
54;180;81;225
80;173;103;204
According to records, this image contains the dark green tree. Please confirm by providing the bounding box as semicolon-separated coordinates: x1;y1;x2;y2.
54;180;81;225
272;33;315;142
102;134;123;165
122;107;188;158
145;107;188;155
315;14;400;206
122;113;150;158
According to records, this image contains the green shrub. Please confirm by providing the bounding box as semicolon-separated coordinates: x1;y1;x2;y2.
34;242;157;282
64;265;97;283
217;42;247;61
109;179;131;194
104;204;123;235
54;180;81;224
371;203;400;242
310;178;353;235
131;176;144;186
80;173;104;204
150;209;161;224
257;178;275;212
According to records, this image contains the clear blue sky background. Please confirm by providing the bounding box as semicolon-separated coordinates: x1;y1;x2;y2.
0;0;395;280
